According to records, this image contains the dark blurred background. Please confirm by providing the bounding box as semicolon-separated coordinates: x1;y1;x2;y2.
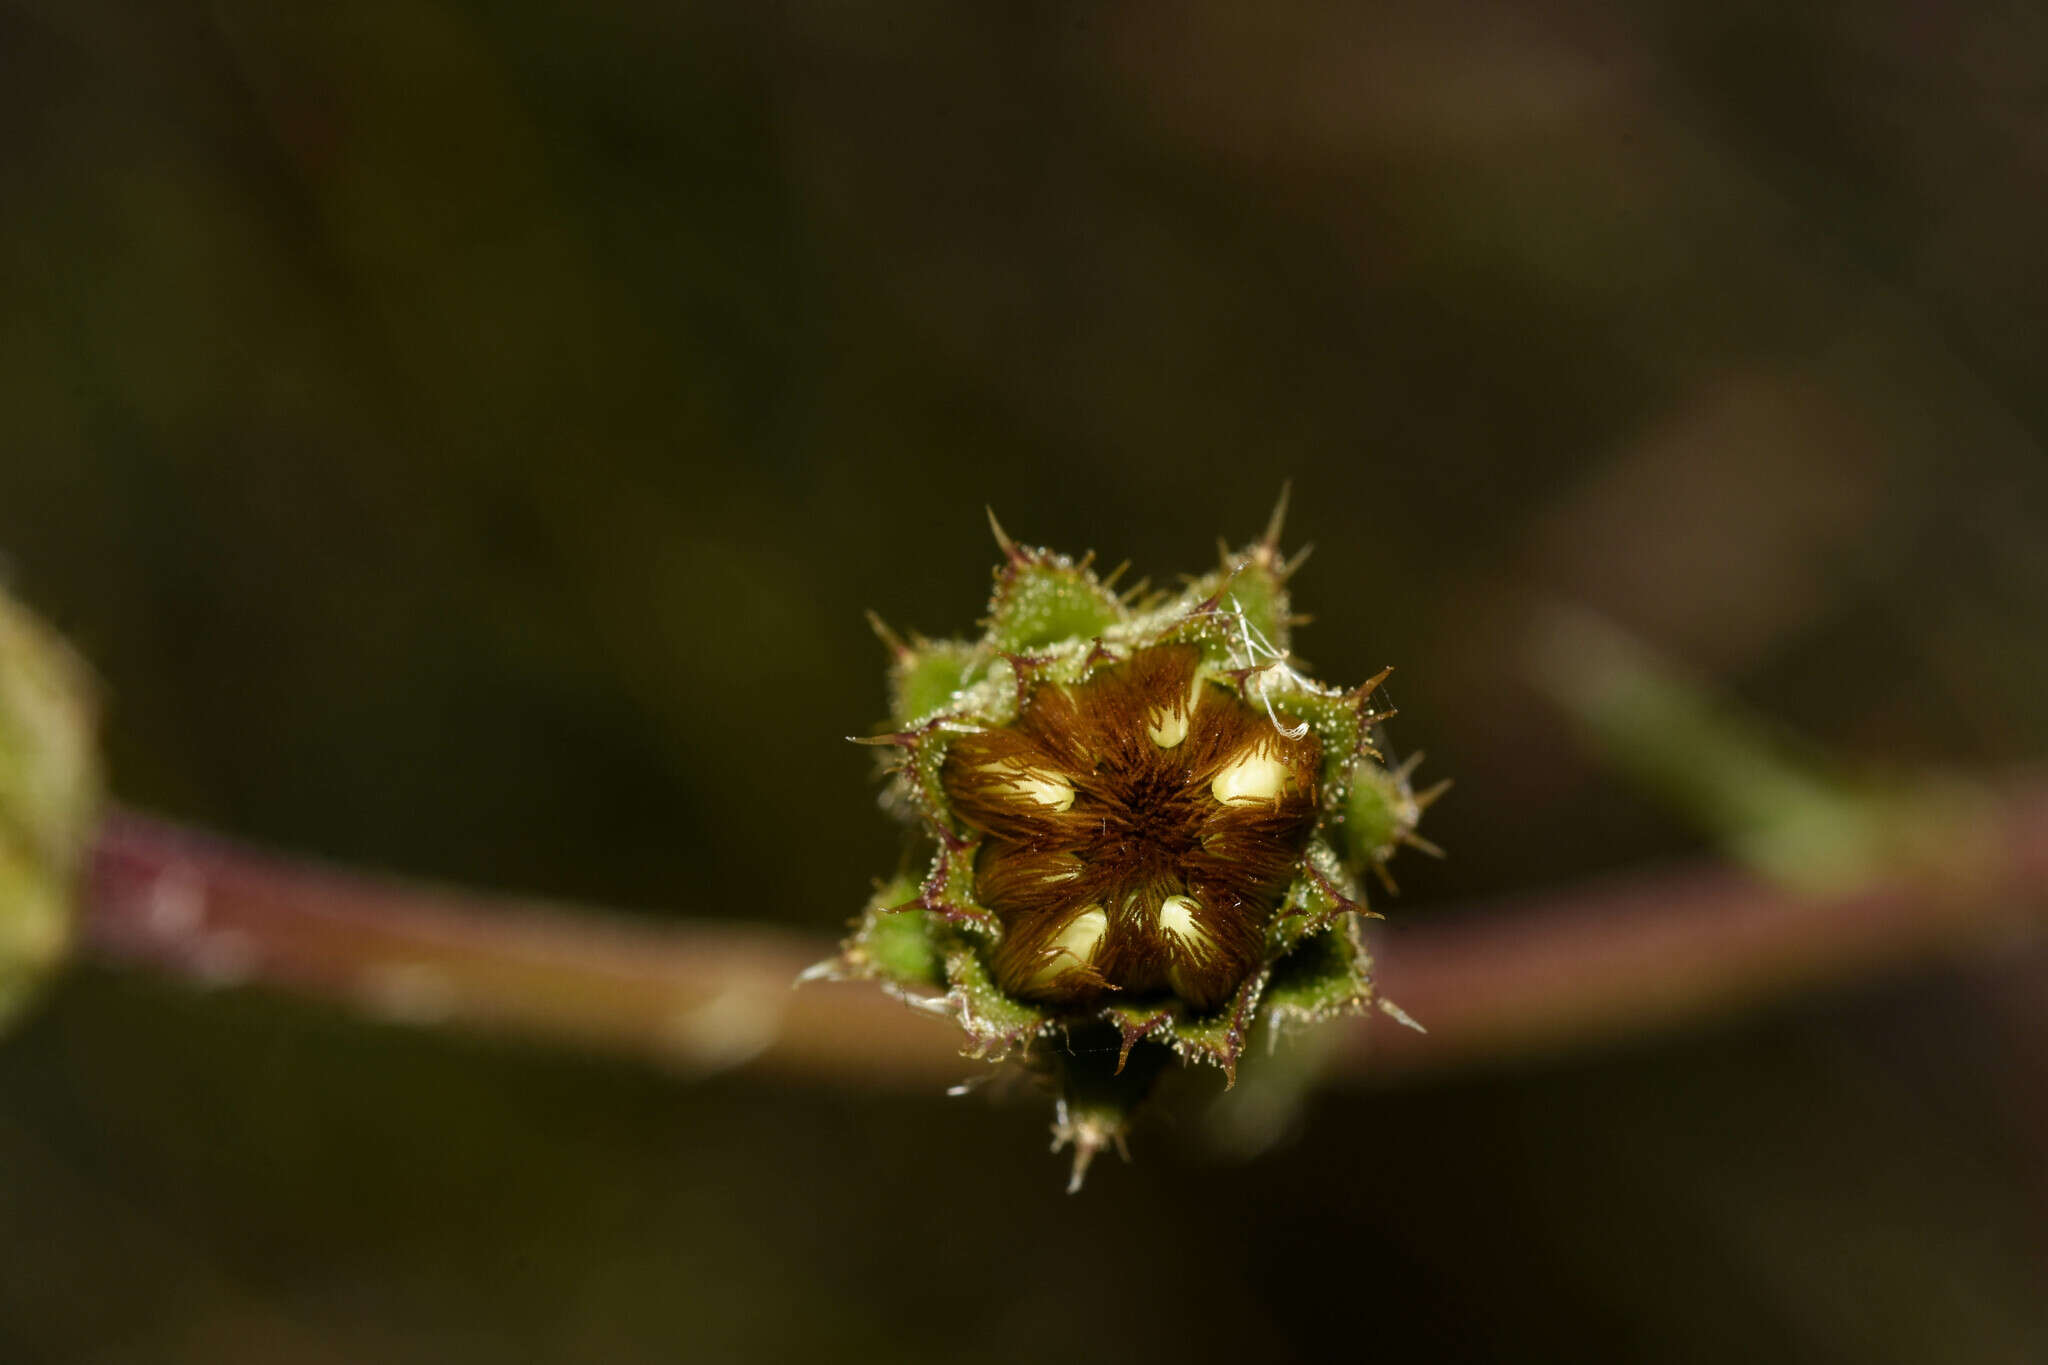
4;0;2048;1359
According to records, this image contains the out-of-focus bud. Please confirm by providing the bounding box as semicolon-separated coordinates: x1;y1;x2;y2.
0;588;99;1028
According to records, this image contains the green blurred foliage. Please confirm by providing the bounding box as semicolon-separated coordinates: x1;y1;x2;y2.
3;0;2048;1359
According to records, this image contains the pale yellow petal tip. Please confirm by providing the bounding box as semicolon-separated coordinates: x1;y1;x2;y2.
1145;705;1188;749
1211;746;1292;806
1024;905;1107;991
1156;894;1212;958
978;759;1076;812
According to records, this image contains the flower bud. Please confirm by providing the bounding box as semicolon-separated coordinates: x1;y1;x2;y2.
825;501;1438;1185
1336;752;1449;893
0;588;99;1028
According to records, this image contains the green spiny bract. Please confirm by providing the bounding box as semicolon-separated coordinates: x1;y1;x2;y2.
824;501;1438;1188
0;588;99;1030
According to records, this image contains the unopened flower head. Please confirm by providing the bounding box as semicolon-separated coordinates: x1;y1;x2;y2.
945;643;1319;1012
820;494;1439;1186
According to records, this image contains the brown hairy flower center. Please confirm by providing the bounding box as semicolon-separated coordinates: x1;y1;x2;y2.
940;643;1321;1012
1089;765;1204;879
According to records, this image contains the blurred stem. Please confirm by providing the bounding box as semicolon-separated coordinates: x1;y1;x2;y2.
73;789;2048;1087
1530;606;1955;895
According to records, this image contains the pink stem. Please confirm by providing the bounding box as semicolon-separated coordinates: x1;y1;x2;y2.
76;784;2048;1087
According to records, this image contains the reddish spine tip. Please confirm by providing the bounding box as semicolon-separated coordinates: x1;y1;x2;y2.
985;507;1026;564
864;609;912;659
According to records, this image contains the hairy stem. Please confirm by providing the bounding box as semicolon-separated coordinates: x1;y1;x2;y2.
75;784;2048;1087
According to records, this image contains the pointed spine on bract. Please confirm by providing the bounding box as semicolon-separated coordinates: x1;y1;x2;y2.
820;495;1440;1188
